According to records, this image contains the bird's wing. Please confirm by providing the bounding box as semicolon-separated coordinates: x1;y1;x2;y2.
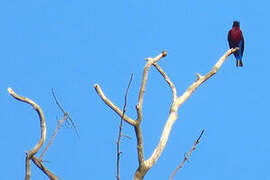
227;30;233;49
241;32;244;56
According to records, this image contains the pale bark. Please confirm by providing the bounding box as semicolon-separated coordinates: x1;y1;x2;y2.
8;88;58;180
95;48;238;180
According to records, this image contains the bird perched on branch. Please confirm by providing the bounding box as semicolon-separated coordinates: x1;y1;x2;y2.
228;21;244;67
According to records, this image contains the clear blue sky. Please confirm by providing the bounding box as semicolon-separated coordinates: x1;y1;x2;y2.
1;0;269;179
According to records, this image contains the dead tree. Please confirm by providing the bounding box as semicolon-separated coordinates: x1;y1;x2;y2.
94;48;238;180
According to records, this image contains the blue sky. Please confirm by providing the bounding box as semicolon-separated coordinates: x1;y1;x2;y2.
1;0;269;179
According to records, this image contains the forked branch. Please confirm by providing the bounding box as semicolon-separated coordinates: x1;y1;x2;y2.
95;48;238;180
32;157;58;180
136;51;167;123
135;48;237;180
8;88;47;180
39;89;77;160
8;88;58;180
140;48;237;176
51;89;79;137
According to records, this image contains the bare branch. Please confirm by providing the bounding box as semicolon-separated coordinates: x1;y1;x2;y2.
117;73;133;180
32;156;58;180
7;88;46;180
39;114;68;160
51;89;79;137
134;48;237;180
169;129;205;180
174;47;239;108
153;63;177;101
94;84;136;126
136;51;167;123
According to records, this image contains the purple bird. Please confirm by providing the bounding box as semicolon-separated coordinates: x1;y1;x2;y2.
228;21;244;67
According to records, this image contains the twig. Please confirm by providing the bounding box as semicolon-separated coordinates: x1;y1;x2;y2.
39;114;68;160
51;89;79;137
7;88;46;180
116;73;134;180
121;134;132;139
169;129;205;180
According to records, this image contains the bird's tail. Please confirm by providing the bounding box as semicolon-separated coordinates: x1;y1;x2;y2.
236;60;243;67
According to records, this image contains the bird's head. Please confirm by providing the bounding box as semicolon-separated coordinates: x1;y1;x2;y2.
233;21;240;28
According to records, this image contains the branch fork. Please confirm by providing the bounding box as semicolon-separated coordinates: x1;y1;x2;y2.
8;88;75;180
95;48;237;180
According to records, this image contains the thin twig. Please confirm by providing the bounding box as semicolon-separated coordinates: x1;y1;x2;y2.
169;129;205;180
117;73;134;180
39;114;68;160
51;89;79;137
121;134;132;139
7;88;46;180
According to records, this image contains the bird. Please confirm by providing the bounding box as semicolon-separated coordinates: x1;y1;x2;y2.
228;21;244;67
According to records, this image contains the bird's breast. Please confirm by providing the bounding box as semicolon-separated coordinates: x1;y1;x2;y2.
230;30;242;44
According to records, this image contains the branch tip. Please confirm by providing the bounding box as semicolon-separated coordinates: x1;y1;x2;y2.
169;129;205;180
7;87;12;93
234;47;239;52
162;50;167;57
196;73;202;80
